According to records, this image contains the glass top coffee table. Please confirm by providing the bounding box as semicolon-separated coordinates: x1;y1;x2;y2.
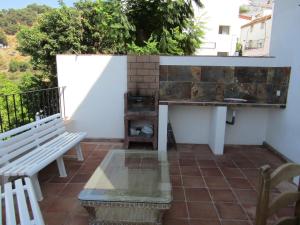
78;150;172;225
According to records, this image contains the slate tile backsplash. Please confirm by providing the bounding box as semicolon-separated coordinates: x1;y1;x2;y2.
159;66;291;104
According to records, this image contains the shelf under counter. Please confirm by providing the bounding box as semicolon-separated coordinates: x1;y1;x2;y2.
159;100;286;108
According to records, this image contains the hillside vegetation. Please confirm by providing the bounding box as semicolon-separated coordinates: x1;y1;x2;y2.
0;4;51;35
0;4;51;85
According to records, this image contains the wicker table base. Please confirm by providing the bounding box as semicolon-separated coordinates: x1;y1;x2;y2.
81;201;171;225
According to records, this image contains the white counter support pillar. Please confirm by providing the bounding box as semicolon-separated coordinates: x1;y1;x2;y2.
209;106;227;155
158;105;169;153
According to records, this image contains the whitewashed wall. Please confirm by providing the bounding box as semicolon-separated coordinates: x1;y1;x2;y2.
265;0;300;162
225;108;269;145
168;106;212;144
57;55;127;139
193;0;242;56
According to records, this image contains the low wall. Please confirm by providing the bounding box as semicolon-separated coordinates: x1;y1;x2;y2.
57;55;127;139
56;54;288;145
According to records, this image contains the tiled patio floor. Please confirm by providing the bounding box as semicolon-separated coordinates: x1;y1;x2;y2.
37;142;294;225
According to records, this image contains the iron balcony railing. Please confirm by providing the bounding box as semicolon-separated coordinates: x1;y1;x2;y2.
0;87;66;133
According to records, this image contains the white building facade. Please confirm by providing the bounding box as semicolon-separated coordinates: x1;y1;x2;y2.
240;15;273;56
194;0;246;56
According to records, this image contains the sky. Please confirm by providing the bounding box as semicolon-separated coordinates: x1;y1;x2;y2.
0;0;76;9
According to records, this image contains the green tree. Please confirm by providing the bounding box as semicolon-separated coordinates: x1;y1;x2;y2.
125;0;204;55
75;0;134;54
0;4;51;35
17;6;83;82
0;29;8;46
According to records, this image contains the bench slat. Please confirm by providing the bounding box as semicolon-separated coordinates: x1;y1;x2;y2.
36;118;64;140
0;141;38;166
0;131;37;157
4;182;17;225
15;179;31;225
0;128;36;148
38;126;65;145
24;178;45;225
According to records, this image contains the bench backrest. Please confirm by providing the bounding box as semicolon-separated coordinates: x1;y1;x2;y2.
0;113;65;166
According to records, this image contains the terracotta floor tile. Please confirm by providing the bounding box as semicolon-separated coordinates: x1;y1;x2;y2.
40;183;66;198
204;177;229;188
170;165;181;175
78;161;100;173
202;168;223;177
185;188;211;202
234;160;256;169
215;203;247;220
60;183;85;197
163;218;189;225
181;166;202;176
81;142;98;151
216;159;236;168
47;197;78;213
171;175;183;187
221;220;252;225
48;172;76;183
197;160;218;168
189;219;221;225
242;204;257;220
43;212;69;225
165;201;188;219
69;173;91;183
173;187;185;201
221;168;244;178
234;189;257;204
179;152;196;160
179;159;197;166
182;176;206;188
227;178;253;190
210;189;237;202
241;169;259;178
187;202;218;219
64;215;89;225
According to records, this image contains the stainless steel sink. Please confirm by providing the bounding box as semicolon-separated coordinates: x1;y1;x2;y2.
224;98;248;103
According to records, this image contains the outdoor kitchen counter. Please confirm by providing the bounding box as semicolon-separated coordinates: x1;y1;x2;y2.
159;100;286;108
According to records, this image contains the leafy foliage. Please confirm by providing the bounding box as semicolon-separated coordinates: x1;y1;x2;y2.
0;4;51;35
0;29;8;46
75;0;134;54
17;6;83;80
125;0;204;55
239;5;250;14
9;60;31;72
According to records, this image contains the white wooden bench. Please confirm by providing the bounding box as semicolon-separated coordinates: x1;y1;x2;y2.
1;177;45;225
0;113;87;201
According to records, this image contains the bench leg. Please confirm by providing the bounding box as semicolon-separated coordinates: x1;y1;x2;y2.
1;176;9;187
31;174;43;201
75;144;84;161
56;157;67;177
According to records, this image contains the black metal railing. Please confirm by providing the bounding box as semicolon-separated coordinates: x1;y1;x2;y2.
0;87;65;133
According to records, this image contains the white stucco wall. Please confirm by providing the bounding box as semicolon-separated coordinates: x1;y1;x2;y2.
265;0;300;162
225;108;269;145
56;55;127;139
240;16;273;56
194;0;243;56
168;106;212;144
